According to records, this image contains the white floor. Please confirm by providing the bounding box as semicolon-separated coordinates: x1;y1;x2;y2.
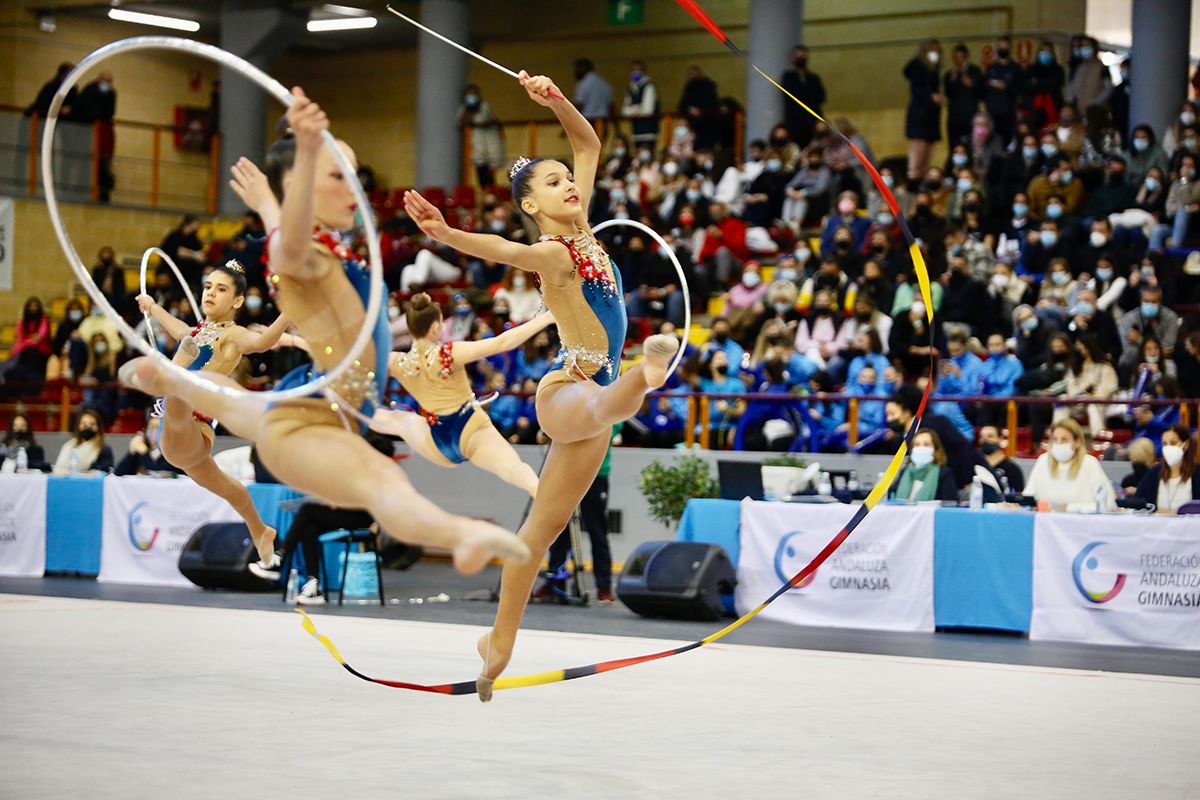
1;594;1198;800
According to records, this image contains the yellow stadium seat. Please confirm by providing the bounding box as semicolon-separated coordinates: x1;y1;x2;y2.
707;296;725;317
0;325;14;347
49;298;68;319
688;325;710;346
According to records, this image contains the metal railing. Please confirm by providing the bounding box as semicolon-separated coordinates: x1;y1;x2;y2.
1;105;221;213
670;391;1198;456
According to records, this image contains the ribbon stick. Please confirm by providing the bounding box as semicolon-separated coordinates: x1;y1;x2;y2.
298;0;937;697
385;5;566;101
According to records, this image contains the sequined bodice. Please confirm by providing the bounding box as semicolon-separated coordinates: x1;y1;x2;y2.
186;320;241;376
538;227;626;383
393;342;473;415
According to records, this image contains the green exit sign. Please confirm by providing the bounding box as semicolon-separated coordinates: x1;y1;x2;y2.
609;0;643;26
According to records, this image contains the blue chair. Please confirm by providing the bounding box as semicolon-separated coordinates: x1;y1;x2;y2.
318;529;385;606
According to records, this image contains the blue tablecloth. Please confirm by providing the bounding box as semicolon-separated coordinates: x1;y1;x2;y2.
932;508;1034;632
675;498;1038;632
41;477;303;575
45;476;105;574
676;498;743;566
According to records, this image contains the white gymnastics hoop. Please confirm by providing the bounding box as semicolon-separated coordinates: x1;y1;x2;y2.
138;247;201;349
41;36;384;403
592;218;690;379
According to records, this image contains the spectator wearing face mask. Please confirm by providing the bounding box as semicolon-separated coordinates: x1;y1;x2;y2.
782;148;832;230
620;60;659;150
1048;103;1090;167
1082;157;1136;222
887;299;944;379
678;64;720;151
983;36;1022;145
53;408;113;475
3;296;52;385
1024;40;1066;131
696;201;748;288
751;320;817;385
1151;154;1200;250
820;191;870;259
1118;286;1179;374
903;40;945;185
827;295;891;383
721;262;768;339
1024;419;1116;512
1037;258;1077;315
865;167;910;223
795;290;843;366
455;84;504;186
1056;333;1118;436
115;415;181;477
699;350;746;445
1125;125;1169;187
667;118;697;166
1013;305;1058;367
702;317;746;373
1120;437;1157;496
1065;288;1119;355
978;425;1025;494
994;194;1034;265
743;149;793;227
79;331;119;422
1065;37;1112;138
1;413;47;472
1028;156;1084;219
1020;219;1064;278
856;257;894;314
492;269;540;325
1134;425;1200;514
889;429;959;501
1163;101;1198;156
1126;166;1167;227
781;45;826;147
845;329;890;386
977;334;1024;427
48;298;89;380
623;234;686;327
745;279;802;347
1088;258;1127;317
940;254;988;335
986;263;1033;333
943;43;983;148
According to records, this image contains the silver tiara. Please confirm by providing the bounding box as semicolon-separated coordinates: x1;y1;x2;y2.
223;259;245;274
509;157;533;180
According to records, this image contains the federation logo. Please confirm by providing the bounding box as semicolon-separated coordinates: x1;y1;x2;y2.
774;530;818;589
127;501;161;552
1071;541;1126;603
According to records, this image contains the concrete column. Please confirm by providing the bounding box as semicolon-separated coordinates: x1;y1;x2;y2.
217;1;304;214
416;0;469;189
746;0;803;149
1129;0;1191;139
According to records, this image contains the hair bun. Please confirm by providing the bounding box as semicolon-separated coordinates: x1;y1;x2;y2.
410;292;432;310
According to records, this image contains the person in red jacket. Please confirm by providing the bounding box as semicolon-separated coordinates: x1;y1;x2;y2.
3;297;53;385
696;201;747;293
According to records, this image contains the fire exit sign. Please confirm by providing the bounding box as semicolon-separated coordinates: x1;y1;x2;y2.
609;0;643;26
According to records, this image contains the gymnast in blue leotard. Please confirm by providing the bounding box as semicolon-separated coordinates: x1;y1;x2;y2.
367;292;554;497
119;85;528;576
400;70;681;697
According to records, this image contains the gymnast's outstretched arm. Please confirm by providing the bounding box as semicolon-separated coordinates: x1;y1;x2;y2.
450;311;555;366
269;87;332;283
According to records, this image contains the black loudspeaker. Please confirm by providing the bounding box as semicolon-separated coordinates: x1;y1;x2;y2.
617;541;736;621
178;522;275;591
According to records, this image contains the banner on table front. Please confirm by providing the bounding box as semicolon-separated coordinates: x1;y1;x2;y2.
736;502;935;632
99;476;239;587
1031;513;1200;650
0;196;12;290
0;473;47;576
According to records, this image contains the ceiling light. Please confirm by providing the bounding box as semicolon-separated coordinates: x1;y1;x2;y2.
307;16;377;32
108;8;200;32
322;4;370;16
38;14;56;33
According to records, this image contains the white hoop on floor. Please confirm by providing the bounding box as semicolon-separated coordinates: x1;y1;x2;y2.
40;36;384;402
592;218;690;379
137;247;201;349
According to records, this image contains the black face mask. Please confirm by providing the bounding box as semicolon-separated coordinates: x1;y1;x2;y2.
835;241;851;250
964;201;981;214
10;432;30;443
794;58;807;69
766;334;784;346
713;332;729;344
78;429;97;442
887;420;905;434
997;48;1010;59
814;306;832;316
980;441;1001;456
714;365;728;377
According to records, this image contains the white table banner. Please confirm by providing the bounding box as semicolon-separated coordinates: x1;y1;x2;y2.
1031;513;1200;650
736;501;935;632
99;476;239;587
0;473;47;577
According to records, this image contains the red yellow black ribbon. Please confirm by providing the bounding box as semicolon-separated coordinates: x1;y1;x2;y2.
298;0;936;696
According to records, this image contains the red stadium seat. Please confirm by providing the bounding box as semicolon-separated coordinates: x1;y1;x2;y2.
420;186;447;209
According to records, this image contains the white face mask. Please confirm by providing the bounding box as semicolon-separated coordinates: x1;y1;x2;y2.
910;446;935;467
512;275;527;289
1051;442;1076;463
1163;445;1185;468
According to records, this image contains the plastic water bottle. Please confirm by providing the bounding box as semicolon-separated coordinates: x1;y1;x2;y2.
68;449;79;475
285;569;300;604
15;446;27;472
1095;484;1107;514
969;477;984;510
817;471;833;496
847;470;859;493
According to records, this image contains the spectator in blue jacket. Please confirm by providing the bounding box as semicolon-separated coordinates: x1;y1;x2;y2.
701;317;746;374
846;329;891;387
844;365;889;439
978;332;1025;427
820;191;872;258
1131;403;1168;453
699;350;747;446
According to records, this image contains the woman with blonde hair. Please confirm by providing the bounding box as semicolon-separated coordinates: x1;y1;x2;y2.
1024;418;1116;511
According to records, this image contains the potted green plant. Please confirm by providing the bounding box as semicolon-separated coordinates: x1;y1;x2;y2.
638;454;719;528
761;453;810;499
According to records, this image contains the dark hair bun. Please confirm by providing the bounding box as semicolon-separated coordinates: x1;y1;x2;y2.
410;292;432;310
